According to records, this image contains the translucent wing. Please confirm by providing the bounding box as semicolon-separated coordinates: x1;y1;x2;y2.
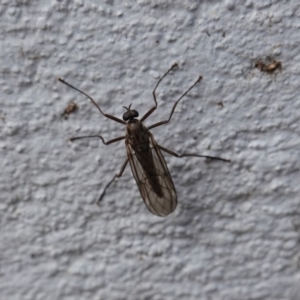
126;133;177;217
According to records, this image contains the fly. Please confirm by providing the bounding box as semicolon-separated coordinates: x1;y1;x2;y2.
58;64;230;217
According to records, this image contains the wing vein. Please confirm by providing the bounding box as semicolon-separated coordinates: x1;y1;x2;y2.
126;132;177;217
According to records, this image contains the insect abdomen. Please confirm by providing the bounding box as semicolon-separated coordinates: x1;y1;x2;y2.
135;149;164;198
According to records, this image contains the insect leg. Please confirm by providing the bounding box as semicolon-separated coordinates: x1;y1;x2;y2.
97;158;129;204
70;135;125;145
158;145;231;162
148;76;202;130
140;63;178;122
58;78;126;125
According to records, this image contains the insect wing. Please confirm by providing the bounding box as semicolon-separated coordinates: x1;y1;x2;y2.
126;133;177;217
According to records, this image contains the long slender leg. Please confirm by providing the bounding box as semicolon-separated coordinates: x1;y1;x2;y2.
140;63;178;122
58;78;126;125
159;145;231;162
97;158;129;204
148;75;202;130
70;135;125;145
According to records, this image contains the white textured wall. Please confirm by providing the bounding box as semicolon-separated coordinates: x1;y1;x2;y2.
1;1;300;299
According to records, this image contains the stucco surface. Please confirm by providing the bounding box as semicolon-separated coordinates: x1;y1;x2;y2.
1;1;300;299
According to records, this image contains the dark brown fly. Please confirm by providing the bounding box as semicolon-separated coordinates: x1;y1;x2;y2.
58;64;230;217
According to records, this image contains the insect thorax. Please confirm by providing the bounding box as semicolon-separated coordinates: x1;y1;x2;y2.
126;119;150;152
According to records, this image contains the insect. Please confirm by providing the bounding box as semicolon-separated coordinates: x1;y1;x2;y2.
62;102;78;119
255;58;282;73
58;64;230;217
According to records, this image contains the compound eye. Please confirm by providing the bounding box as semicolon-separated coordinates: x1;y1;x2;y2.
123;110;139;121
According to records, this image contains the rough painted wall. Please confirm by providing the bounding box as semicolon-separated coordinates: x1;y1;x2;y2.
1;1;300;299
